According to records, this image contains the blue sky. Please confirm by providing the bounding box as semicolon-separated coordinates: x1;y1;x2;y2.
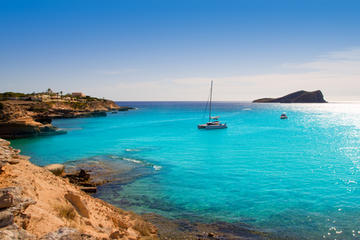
1;0;360;101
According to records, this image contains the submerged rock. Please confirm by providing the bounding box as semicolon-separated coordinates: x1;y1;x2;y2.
143;213;271;240
64;155;156;187
64;169;95;193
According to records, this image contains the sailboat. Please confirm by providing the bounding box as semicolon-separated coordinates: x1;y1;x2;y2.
198;81;227;130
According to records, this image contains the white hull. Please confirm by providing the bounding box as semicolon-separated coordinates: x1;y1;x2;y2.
198;123;227;130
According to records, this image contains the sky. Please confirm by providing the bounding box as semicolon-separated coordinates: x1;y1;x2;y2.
0;0;360;101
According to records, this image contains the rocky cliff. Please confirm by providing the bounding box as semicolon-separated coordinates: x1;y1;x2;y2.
253;90;327;103
0;138;158;239
0;99;132;139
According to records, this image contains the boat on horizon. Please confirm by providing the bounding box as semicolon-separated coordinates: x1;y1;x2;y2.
198;81;227;130
280;113;288;119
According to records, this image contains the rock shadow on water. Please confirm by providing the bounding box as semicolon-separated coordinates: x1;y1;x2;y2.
63;155;285;240
64;155;158;186
142;213;280;240
95;186;282;240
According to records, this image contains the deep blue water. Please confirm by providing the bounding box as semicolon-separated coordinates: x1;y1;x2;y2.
11;101;360;239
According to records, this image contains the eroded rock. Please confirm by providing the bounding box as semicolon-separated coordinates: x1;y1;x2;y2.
0;224;35;240
109;230;124;239
0;187;20;209
7;158;20;165
0;210;13;228
44;164;65;176
40;227;95;240
0;187;35;231
0;190;14;209
64;192;90;218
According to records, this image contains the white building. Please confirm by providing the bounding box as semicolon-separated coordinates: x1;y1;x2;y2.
71;92;85;97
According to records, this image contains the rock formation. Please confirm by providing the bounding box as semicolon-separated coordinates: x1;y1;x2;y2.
0;138;158;239
253;90;327;103
0;99;133;139
44;164;65;176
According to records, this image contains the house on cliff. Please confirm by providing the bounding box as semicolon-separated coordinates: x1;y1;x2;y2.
72;92;86;97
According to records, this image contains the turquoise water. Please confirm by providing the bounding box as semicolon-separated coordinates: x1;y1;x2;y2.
11;102;360;239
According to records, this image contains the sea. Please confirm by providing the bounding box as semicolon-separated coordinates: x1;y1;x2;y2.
10;101;360;239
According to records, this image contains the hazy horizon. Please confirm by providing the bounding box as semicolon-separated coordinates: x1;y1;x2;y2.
1;0;360;101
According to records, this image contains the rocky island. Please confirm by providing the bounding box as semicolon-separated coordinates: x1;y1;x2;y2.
253;90;327;103
0;90;133;139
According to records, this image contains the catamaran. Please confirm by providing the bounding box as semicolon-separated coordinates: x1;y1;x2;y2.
198;81;227;130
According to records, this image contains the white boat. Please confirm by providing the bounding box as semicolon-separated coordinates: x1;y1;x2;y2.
198;81;227;130
280;113;288;119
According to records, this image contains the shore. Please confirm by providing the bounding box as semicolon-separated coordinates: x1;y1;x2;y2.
0;138;275;240
0;138;158;239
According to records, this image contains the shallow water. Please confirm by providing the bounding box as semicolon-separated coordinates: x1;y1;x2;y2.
11;101;360;239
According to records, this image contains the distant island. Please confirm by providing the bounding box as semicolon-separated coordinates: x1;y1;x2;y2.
0;89;133;139
253;90;327;103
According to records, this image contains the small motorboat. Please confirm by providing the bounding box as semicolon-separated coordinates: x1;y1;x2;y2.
280;113;288;119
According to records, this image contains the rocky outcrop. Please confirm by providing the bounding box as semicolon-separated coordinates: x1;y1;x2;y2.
44;164;65;176
64;192;90;218
0;224;36;240
63;169;99;193
40;227;96;240
0;98;133;139
0;101;63;139
0;138;158;239
253;90;327;103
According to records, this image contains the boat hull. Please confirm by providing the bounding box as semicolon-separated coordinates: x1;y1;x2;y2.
198;123;227;130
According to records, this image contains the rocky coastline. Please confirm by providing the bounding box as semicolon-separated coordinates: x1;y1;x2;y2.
0;97;133;139
0;139;275;240
0;138;158;239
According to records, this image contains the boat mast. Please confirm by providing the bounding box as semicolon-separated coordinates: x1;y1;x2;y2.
209;80;213;122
